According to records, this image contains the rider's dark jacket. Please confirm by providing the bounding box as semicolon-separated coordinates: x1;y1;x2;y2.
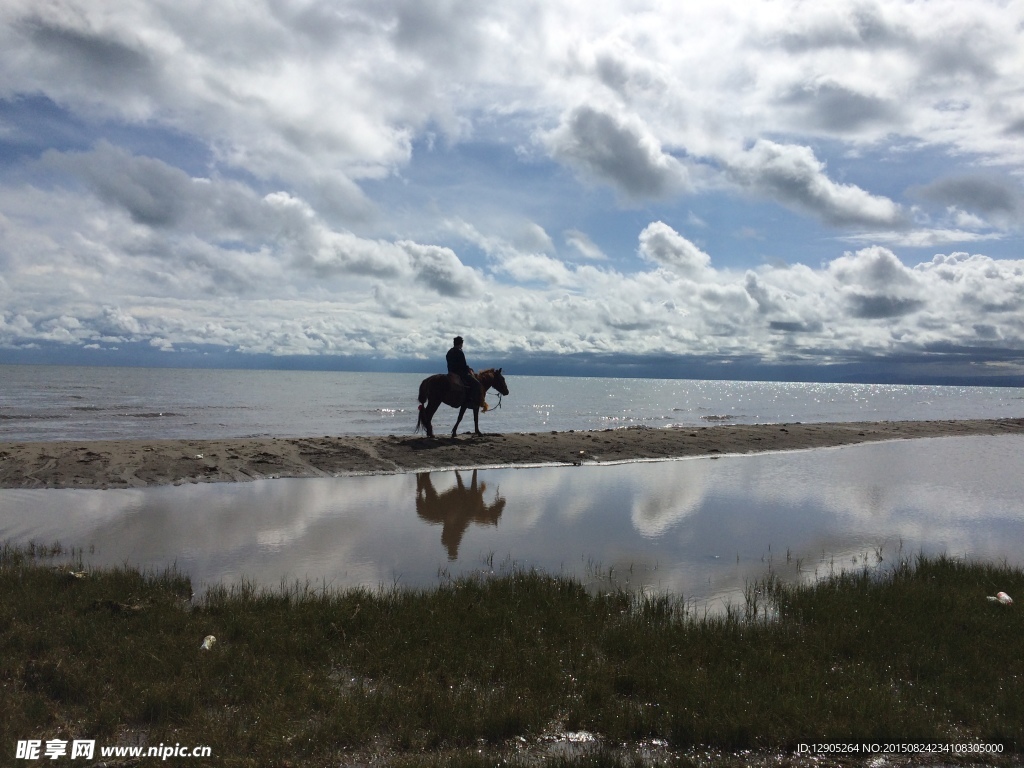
446;346;471;377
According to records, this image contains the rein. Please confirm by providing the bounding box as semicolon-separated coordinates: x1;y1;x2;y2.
480;369;504;410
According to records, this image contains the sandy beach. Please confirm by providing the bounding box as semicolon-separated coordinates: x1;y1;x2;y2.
1;418;1022;489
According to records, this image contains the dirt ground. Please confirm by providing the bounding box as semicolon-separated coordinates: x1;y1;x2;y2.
2;418;1023;490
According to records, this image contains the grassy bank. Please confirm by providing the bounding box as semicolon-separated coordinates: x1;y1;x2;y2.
2;542;1022;767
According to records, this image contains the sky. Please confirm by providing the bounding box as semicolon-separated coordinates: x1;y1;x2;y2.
2;0;1024;384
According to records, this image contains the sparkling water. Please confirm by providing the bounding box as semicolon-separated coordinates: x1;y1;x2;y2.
3;364;1024;441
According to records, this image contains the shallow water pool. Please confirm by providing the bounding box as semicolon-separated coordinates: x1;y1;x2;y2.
2;435;1022;609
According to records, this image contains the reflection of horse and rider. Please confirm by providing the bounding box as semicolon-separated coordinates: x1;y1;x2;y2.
416;470;506;560
415;336;510;438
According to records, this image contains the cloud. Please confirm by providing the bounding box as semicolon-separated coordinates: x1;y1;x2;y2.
0;0;452;219
841;229;1005;248
399;241;482;297
772;2;911;52
5;144;487;315
912;175;1024;228
727;140;905;227
1;0;1024;377
9;9;161;115
564;229;608;261
545;105;688;198
3;213;1024;368
44;142;265;234
828;245;919;292
637;222;710;278
779;80;901;133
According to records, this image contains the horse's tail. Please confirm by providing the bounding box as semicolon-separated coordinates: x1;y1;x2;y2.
414;378;428;433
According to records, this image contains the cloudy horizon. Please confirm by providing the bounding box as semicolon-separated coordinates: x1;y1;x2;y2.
2;0;1024;384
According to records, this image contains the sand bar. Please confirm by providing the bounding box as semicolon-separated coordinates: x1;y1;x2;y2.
2;418;1023;490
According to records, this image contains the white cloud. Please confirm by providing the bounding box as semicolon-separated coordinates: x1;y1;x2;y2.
1;0;1024;374
726;140;905;228
841;229;1006;249
4;179;1024;364
564;229;608;261
637;222;711;278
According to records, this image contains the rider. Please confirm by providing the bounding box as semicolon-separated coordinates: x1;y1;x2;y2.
446;336;481;408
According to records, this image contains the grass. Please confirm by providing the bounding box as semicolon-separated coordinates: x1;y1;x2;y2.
2;541;1023;766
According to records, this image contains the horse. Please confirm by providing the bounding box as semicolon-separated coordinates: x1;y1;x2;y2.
415;368;509;438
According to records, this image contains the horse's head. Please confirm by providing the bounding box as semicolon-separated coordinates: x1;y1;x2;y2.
485;367;509;396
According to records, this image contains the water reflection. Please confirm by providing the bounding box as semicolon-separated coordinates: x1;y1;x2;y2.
416;470;506;560
1;436;1023;610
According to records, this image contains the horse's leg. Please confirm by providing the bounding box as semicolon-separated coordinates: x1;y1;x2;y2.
472;406;482;435
424;398;442;438
452;405;467;438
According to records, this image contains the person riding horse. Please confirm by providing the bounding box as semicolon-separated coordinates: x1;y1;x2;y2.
446;336;481;409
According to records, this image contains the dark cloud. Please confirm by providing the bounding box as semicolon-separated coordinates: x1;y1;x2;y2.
769;320;823;333
595;54;632;95
548;106;685;198
744;272;782;314
593;50;665;102
1004;117;1024;136
780;82;901;133
912;175;1023;225
389;0;484;63
45;143;192;227
400;241;481;297
17;14;158;93
264;1;377;51
773;3;995;85
847;293;926;319
43;143;272;241
774;3;910;52
918;30;999;83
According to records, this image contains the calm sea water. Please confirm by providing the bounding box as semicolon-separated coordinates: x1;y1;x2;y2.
3;364;1024;442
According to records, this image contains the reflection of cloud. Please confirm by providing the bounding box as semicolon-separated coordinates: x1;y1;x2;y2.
0;475;418;591
629;460;709;538
708;437;1024;562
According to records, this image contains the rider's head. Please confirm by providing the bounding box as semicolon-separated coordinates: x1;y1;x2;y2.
453;336;464;347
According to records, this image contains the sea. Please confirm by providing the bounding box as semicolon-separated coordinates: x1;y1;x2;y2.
3;364;1024;442
3;364;1024;601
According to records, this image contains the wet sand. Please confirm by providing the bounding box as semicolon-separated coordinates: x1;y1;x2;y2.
2;418;1023;490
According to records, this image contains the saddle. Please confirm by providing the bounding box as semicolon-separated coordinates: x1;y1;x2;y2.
447;373;485;408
